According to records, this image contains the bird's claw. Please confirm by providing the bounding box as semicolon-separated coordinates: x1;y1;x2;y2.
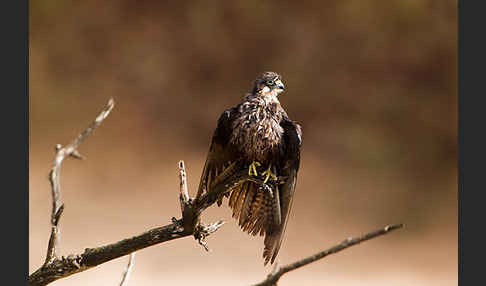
248;161;261;176
262;166;278;184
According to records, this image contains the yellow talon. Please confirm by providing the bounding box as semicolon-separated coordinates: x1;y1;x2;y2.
262;165;278;183
248;161;261;176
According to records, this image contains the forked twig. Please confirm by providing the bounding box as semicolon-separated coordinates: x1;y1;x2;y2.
44;98;115;265
29;99;227;286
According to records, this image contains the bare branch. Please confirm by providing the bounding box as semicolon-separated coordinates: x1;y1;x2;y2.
29;162;240;286
195;220;225;251
30;219;187;285
44;98;115;265
252;223;404;286
179;160;190;212
119;253;135;286
43;204;64;265
30;162;258;285
30;98;235;285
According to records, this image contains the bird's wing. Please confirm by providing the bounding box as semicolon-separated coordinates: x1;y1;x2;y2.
263;118;302;265
229;179;277;238
197;107;240;203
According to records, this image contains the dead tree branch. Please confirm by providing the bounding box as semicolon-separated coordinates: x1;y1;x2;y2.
252;223;404;286
29;98;404;286
30;98;250;286
44;98;114;265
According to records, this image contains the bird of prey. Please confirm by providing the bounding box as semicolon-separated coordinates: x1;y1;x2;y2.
197;71;302;265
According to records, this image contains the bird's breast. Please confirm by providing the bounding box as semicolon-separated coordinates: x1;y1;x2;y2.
230;100;284;163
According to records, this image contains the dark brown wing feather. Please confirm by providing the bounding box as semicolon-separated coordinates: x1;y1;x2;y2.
197;108;240;201
231;182;271;237
263;118;302;265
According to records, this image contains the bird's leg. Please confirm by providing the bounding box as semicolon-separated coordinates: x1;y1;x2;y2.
248;161;261;176
262;164;278;184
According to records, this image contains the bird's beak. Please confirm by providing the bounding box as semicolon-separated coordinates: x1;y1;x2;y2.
275;79;285;91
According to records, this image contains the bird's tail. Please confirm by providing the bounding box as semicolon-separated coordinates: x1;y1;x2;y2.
263;229;283;265
264;169;298;265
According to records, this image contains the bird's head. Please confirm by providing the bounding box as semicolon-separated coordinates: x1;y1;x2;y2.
251;71;285;97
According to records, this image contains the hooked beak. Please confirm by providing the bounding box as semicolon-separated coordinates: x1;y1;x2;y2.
275;79;285;91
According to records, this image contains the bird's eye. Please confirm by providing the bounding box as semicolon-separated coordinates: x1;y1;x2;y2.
266;80;274;86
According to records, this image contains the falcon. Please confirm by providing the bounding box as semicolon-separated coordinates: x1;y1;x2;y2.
197;71;302;265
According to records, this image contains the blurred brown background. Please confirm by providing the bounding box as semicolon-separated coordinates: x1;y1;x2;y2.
29;1;457;285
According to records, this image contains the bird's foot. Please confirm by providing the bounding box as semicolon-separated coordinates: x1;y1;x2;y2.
262;165;278;184
248;161;261;176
